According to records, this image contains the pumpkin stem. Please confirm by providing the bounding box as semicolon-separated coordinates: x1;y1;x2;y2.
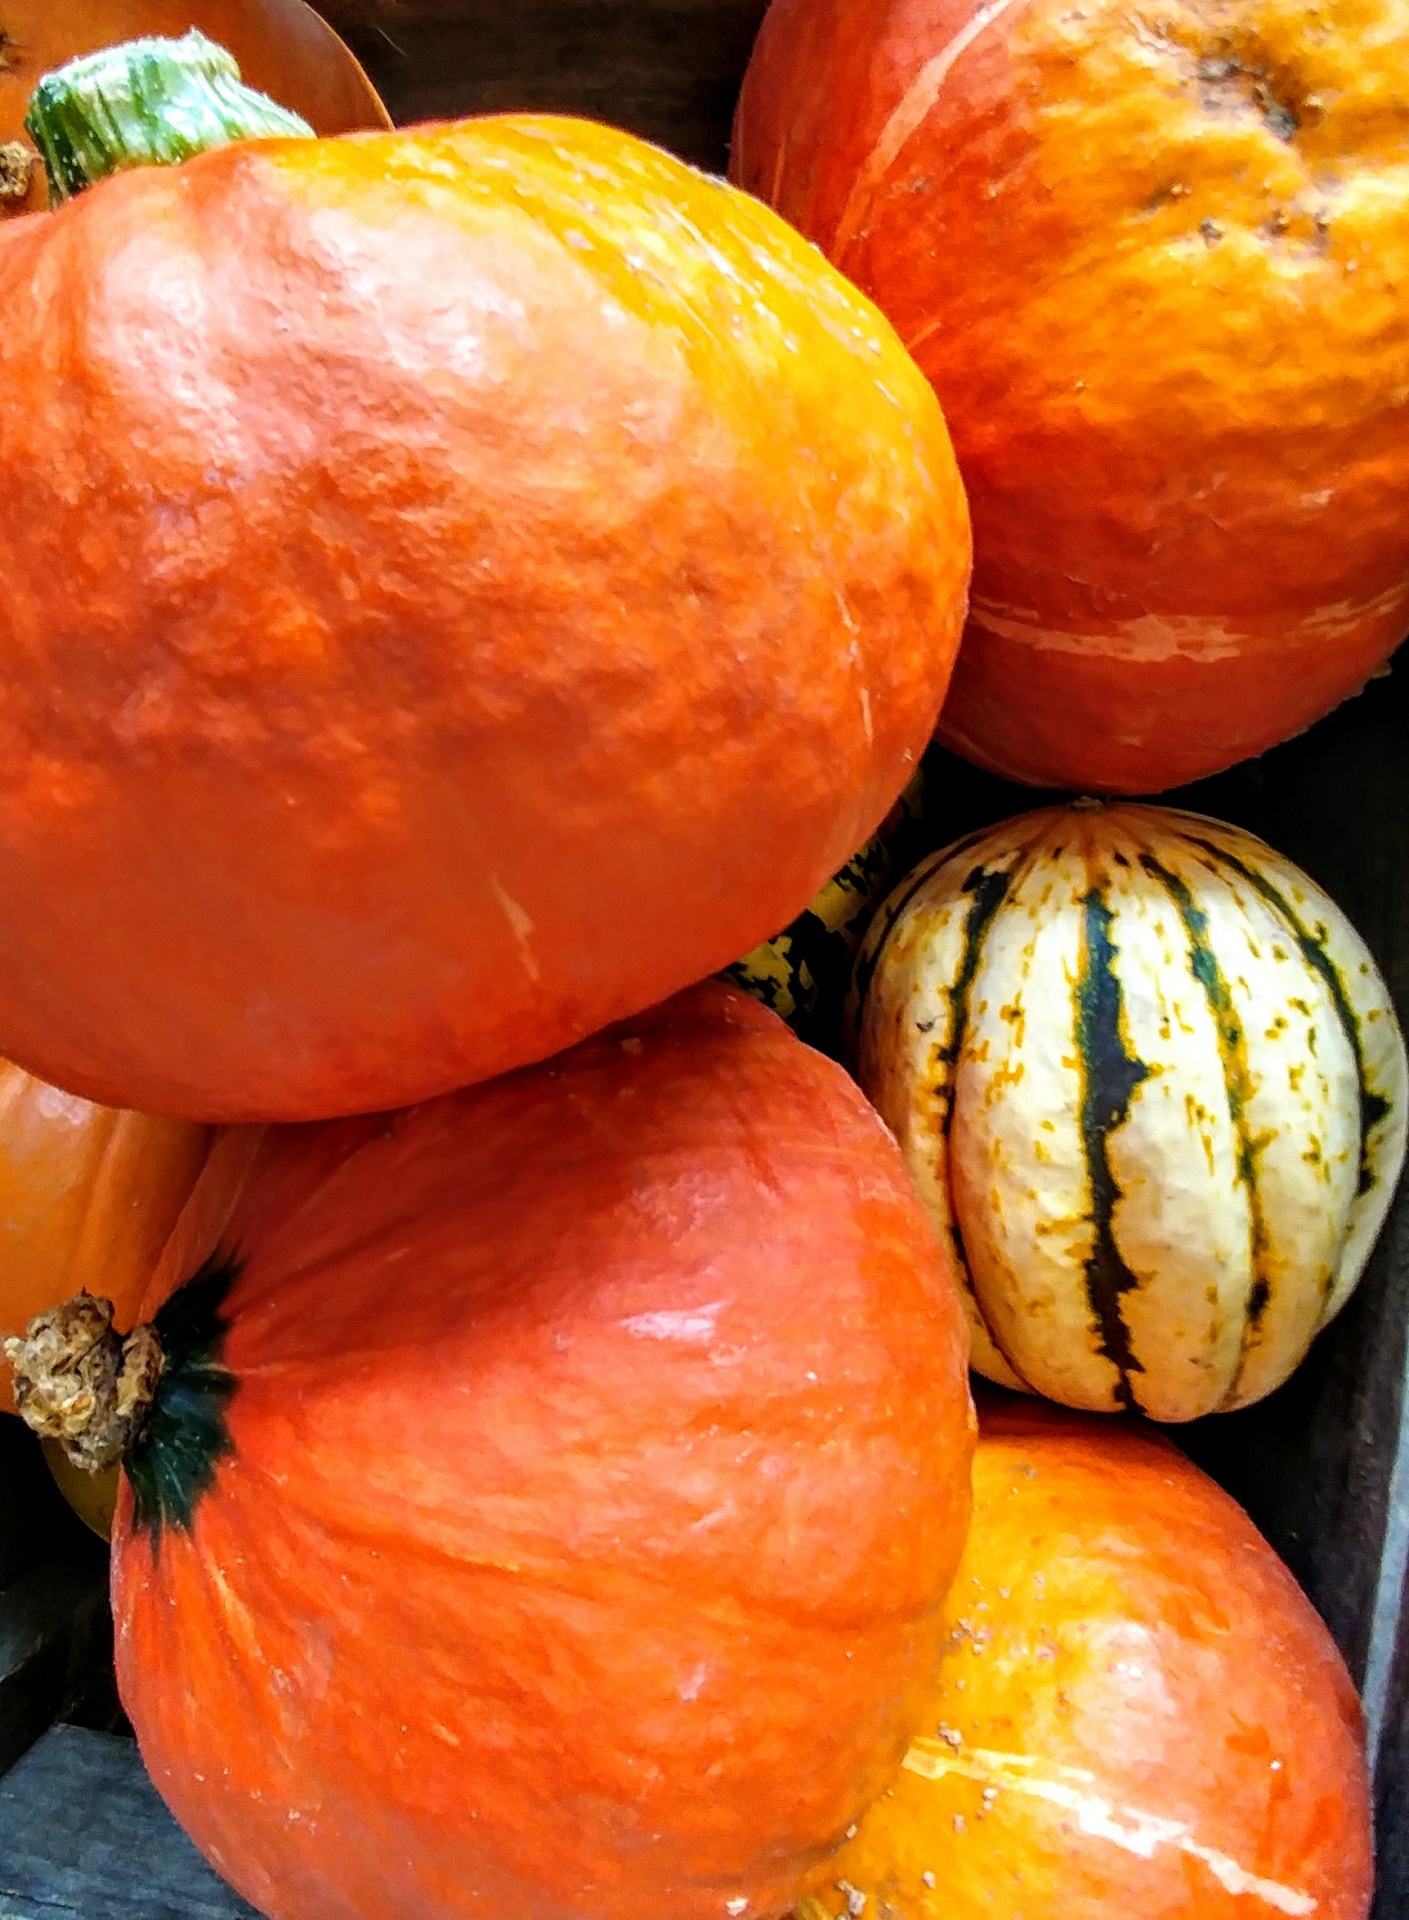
3;1293;163;1474
0;140;35;204
24;30;312;207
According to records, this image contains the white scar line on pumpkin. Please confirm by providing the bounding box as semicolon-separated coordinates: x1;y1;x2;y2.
902;1739;1317;1916
830;0;1027;259
489;876;540;982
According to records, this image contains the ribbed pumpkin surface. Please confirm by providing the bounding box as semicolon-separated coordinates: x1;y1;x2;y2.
851;802;1407;1420
113;982;975;1920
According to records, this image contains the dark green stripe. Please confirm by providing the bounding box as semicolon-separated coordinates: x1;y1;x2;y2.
1074;887;1151;1412
1185;836;1391;1198
849;837;980;1027
1139;851;1275;1353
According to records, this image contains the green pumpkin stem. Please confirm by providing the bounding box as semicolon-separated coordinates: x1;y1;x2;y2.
25;30;312;206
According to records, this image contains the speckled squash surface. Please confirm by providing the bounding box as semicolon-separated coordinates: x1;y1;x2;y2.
0;1060;211;1415
733;0;1409;793
799;1395;1373;1920
111;982;976;1920
850;801;1407;1420
0;108;970;1122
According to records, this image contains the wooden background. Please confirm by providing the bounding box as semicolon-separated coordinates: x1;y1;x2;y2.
4;2;1407;1914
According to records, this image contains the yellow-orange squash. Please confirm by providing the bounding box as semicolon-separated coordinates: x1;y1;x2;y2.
0;42;971;1122
98;983;975;1920
733;0;1409;792
0;1059;210;1414
0;0;387;215
803;1395;1373;1920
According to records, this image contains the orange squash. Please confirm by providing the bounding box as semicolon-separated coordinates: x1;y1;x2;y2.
0;1059;210;1415
87;982;976;1920
803;1394;1373;1919
732;0;1409;793
0;0;386;216
0;42;971;1123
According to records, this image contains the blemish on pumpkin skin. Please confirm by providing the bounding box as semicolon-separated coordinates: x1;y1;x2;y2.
898;1741;1317;1914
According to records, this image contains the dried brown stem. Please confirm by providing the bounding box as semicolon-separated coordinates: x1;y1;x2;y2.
4;1293;163;1473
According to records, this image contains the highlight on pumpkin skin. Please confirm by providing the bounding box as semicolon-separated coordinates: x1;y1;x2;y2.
849;799;1407;1421
795;1393;1373;1920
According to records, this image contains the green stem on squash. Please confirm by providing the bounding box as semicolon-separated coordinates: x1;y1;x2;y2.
24;29;313;207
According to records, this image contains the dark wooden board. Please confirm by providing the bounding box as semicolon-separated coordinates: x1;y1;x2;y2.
0;1725;261;1920
317;0;768;169
0;1420;123;1779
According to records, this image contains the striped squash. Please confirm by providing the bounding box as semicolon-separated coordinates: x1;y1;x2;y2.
850;802;1408;1421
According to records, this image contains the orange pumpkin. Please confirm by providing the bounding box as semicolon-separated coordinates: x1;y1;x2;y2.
804;1394;1373;1919
732;0;1409;794
0;43;971;1123
0;1060;210;1415
100;982;975;1920
0;0;387;215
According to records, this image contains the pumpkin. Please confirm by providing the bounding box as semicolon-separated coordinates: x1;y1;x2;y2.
727;765;930;1054
0;1058;210;1415
798;1394;1373;1920
0;38;971;1125
42;1435;119;1538
731;0;1409;794
9;981;975;1920
850;801;1408;1420
0;0;387;215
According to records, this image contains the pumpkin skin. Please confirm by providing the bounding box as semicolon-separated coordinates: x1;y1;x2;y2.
732;0;1409;793
0;1060;210;1414
0;116;971;1123
799;1395;1373;1920
111;982;976;1920
850;802;1408;1420
0;0;388;215
43;1435;119;1538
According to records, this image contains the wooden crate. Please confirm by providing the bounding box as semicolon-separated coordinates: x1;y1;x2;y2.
2;3;1406;1914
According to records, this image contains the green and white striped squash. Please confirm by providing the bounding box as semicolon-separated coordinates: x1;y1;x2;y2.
849;801;1407;1422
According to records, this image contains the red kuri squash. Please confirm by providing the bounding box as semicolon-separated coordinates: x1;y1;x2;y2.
803;1393;1373;1918
732;0;1409;793
0;40;971;1123
13;983;976;1920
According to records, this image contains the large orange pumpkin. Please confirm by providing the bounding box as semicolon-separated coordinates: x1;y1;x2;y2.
85;982;975;1920
802;1394;1373;1919
0;0;387;215
732;0;1409;793
0;1059;210;1415
0;44;971;1123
